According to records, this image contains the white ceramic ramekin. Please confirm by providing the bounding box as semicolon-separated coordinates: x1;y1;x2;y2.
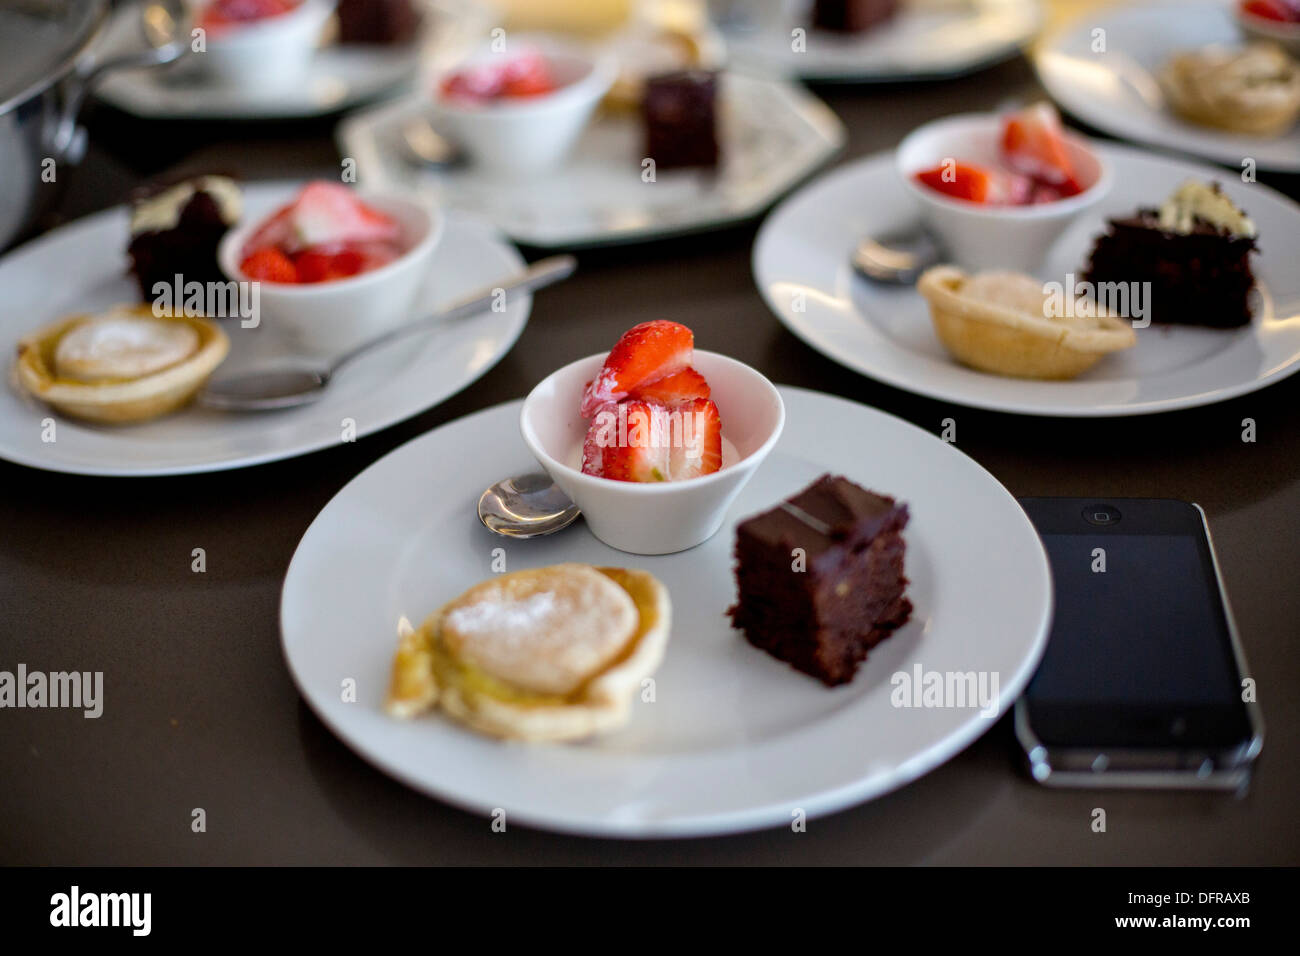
896;112;1110;272
428;37;616;175
194;0;336;94
521;350;785;555
217;190;441;356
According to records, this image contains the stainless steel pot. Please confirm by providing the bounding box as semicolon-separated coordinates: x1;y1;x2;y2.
0;0;189;249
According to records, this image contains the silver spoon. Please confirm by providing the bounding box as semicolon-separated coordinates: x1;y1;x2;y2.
478;473;580;538
400;116;461;169
200;255;576;411
851;228;943;285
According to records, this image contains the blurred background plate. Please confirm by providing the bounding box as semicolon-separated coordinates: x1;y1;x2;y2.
0;182;530;476
95;0;491;120
1035;0;1300;173
753;145;1300;417
337;71;844;248
718;0;1042;83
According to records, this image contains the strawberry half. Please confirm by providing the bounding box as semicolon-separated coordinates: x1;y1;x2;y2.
240;247;297;283
581;398;722;482
1000;102;1084;196
914;162;997;203
628;366;710;405
590;401;672;482
580;320;693;418
668;397;722;480
246;181;401;255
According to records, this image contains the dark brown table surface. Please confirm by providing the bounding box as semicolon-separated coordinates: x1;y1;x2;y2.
3;51;1298;865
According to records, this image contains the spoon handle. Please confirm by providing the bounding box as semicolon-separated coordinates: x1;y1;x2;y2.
328;255;577;377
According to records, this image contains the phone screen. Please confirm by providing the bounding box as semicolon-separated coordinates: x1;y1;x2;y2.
1022;500;1254;750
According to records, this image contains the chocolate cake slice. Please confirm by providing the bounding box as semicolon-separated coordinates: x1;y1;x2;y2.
1082;180;1257;329
728;474;911;686
643;70;719;171
336;0;420;45
813;0;899;33
126;175;241;300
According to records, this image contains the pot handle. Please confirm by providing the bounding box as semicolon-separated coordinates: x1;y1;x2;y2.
51;0;192;160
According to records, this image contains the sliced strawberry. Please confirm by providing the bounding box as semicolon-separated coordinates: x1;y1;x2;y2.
581;398;722;482
668;398;722;480
914;162;999;203
580;320;694;418
1242;0;1300;23
1001;102;1084;196
240;246;297;283
289;182;400;250
244;206;296;255
595;401;673;483
293;248;367;283
628;366;710;405
501;52;557;98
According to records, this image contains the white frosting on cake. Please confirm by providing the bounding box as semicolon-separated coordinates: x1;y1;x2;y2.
130;176;241;235
1157;180;1256;238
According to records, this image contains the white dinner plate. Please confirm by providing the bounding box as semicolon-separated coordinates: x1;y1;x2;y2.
721;0;1042;83
753;146;1300;417
280;389;1052;837
0;183;529;476
94;0;489;120
1035;0;1300;173
337;72;844;249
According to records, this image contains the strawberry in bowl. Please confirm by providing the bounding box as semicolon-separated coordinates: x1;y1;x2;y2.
911;103;1088;207
439;51;560;103
1237;0;1300;56
429;37;617;174
192;0;336;93
198;0;301;33
897;103;1110;272
236;181;406;284
521;322;784;554
218;181;441;353
578;321;723;483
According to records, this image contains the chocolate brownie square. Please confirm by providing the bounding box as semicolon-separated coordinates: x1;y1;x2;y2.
643;70;719;170
728;474;912;686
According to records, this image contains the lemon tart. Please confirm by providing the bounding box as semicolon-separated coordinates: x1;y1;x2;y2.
917;266;1136;380
386;563;671;741
14;304;229;424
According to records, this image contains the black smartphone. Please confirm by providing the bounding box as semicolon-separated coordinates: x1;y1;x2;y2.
1015;497;1262;790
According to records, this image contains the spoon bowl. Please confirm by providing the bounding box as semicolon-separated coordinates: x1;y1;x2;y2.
477;473;581;538
852;228;943;285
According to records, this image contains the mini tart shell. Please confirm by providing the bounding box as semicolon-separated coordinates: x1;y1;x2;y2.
1159;50;1300;138
385;567;671;742
917;266;1137;381
14;307;229;424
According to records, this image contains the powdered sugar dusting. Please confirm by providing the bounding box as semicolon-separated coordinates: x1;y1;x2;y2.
444;591;558;643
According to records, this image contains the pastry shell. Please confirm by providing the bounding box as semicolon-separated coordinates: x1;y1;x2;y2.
1159;45;1300;138
917;266;1136;380
386;566;671;742
14;306;229;424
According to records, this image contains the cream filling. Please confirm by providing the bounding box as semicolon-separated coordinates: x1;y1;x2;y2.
54;309;201;382
439;564;638;697
1157;180;1256;238
961;271;1109;330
